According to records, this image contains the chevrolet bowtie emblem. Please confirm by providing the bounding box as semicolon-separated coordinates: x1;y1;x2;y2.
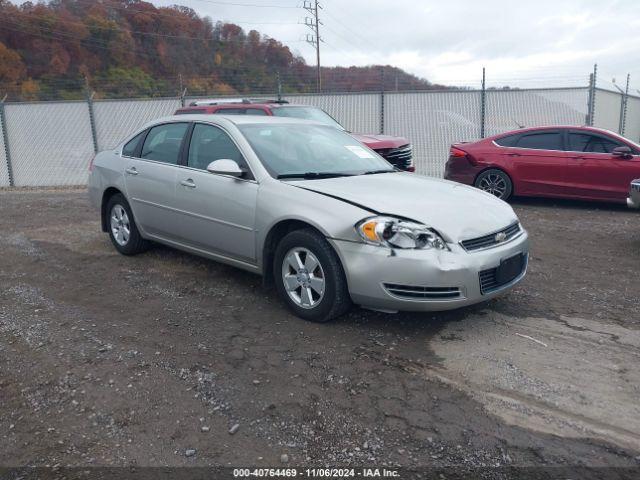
495;232;507;242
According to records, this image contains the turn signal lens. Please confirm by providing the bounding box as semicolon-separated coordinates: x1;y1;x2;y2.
361;221;378;242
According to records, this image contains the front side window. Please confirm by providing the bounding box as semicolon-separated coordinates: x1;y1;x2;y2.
141;123;188;164
515;132;563;151
568;133;622;154
122;131;145;157
239;124;393;178
187;124;246;171
271;106;345;130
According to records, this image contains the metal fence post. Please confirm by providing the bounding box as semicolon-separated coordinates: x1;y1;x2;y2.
379;66;385;135
85;79;99;153
480;67;486;138
586;64;597;126
620;73;630;136
0;97;15;187
179;73;186;107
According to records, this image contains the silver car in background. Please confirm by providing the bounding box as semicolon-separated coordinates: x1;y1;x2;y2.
628;179;640;208
88;115;529;322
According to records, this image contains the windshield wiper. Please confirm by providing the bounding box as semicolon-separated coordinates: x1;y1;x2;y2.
361;169;397;175
277;172;356;180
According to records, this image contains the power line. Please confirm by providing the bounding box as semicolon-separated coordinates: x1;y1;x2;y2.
181;0;299;8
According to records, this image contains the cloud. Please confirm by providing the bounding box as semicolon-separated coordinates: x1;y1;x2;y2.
152;0;640;89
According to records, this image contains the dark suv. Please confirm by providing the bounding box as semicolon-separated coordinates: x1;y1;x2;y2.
175;99;414;171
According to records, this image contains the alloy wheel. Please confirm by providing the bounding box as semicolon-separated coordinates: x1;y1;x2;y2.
478;173;508;198
281;247;326;309
110;204;131;246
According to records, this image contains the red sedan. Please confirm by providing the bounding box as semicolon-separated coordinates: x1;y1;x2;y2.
444;126;640;203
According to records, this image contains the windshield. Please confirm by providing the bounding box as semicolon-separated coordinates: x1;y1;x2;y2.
239;124;394;178
271;106;345;130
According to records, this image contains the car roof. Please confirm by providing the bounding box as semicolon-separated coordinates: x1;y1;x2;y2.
153;114;326;126
490;125;618;139
178;103;308;110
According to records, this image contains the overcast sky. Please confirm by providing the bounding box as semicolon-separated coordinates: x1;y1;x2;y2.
154;0;640;90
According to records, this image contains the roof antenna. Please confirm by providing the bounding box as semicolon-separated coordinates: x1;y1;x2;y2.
513;118;525;129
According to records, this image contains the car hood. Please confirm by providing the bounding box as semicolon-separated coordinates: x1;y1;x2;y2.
351;133;409;150
291;173;518;242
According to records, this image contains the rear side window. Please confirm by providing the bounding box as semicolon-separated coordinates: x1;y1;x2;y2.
214;108;247;115
246;108;267;115
122;132;145;157
515;132;563;151
141;123;188;165
495;135;518;147
568;133;622;153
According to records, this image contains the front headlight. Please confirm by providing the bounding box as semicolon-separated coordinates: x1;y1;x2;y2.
355;216;448;250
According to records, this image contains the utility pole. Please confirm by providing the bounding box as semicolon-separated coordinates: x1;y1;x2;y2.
303;0;322;92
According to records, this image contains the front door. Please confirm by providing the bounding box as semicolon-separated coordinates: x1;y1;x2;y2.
174;123;258;263
123;122;189;239
565;131;640;201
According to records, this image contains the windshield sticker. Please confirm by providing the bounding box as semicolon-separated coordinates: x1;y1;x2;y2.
345;145;375;159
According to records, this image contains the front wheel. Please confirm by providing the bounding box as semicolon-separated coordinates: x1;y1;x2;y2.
474;169;513;201
274;229;351;322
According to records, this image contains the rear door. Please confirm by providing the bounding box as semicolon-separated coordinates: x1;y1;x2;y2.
565;131;640;201
502;130;568;196
123;122;189;239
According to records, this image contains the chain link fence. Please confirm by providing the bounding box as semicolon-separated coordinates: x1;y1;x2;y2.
1;86;639;187
94;98;182;151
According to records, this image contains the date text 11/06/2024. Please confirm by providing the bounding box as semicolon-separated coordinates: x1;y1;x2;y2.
233;468;400;478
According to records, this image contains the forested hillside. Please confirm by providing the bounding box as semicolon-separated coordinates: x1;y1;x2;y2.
0;0;441;100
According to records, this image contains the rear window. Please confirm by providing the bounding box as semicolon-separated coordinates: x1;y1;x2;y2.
515;132;563;151
176;109;205;115
495;135;518;147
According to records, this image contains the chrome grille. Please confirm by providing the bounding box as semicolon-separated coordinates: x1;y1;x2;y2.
375;144;413;170
460;222;521;252
383;283;461;300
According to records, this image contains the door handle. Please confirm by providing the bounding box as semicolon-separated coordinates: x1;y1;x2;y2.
180;179;196;188
507;153;521;157
125;167;138;175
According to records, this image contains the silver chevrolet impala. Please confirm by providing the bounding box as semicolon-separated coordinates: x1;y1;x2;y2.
88;115;529;322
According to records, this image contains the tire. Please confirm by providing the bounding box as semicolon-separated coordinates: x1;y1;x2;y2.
105;193;149;255
274;229;351;322
474;168;513;201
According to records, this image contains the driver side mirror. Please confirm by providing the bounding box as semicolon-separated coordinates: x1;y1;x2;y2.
612;146;634;159
206;159;245;177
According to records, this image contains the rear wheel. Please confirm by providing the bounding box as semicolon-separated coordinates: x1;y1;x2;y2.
106;193;149;255
475;169;513;201
274;229;351;322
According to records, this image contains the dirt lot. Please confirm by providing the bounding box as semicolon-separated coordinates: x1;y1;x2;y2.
1;190;639;473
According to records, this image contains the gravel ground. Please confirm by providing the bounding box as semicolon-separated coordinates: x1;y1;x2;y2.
0;190;639;474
